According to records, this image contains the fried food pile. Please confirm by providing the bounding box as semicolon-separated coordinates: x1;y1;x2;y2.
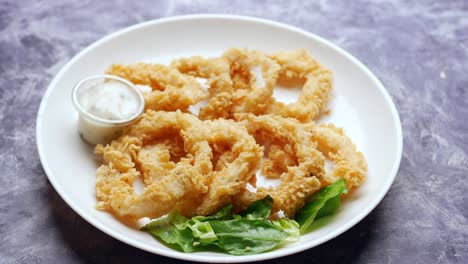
95;48;367;221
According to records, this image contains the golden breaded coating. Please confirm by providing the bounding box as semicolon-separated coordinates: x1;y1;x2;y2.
182;118;263;215
95;110;262;221
307;123;368;190
261;143;297;179
171;56;233;96
107;63;208;112
95;111;209;220
171;49;281;119
267;49;333;122
222;48;281;115
233;114;324;217
198;92;233;120
136;138;186;185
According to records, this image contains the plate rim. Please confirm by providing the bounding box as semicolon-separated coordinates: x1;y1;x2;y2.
36;14;403;263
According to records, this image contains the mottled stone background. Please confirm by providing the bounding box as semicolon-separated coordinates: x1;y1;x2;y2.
1;0;467;263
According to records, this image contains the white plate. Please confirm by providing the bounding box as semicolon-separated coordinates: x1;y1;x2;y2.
37;15;402;263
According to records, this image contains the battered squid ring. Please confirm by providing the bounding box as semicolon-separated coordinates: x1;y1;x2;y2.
261;142;297;179
136;137;188;185
170;56;233;96
95;110;262;220
182;118;263;215
266;49;333;122
307;123;367;190
234;114;325;217
170;56;234;120
94;111;211;220
106;63;208;112
171;49;281;120
222;48;280;115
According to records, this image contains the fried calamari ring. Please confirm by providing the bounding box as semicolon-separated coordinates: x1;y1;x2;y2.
95;111;211;220
234;114;324;217
106;63;208;112
136;137;187;185
171;49;281;120
181;118;263;215
223;48;280;115
261;143;297;179
307;123;367;190
198;91;234;120
171;56;233;95
266;49;333;122
95;110;262;220
170;56;234;120
170;49;331;122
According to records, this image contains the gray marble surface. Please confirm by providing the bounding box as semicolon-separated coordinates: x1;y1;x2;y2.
1;0;467;263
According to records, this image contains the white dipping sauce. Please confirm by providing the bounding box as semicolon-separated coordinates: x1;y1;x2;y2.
79;80;140;120
74;78;144;145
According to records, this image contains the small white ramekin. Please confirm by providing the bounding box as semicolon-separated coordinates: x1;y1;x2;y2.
72;74;145;145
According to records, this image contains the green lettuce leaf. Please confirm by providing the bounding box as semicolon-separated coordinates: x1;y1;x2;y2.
168;211;190;229
239;196;273;220
142;213;195;253
271;219;300;242
209;219;288;255
191;204;233;222
189;220;217;244
142;194;308;255
295;179;348;233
